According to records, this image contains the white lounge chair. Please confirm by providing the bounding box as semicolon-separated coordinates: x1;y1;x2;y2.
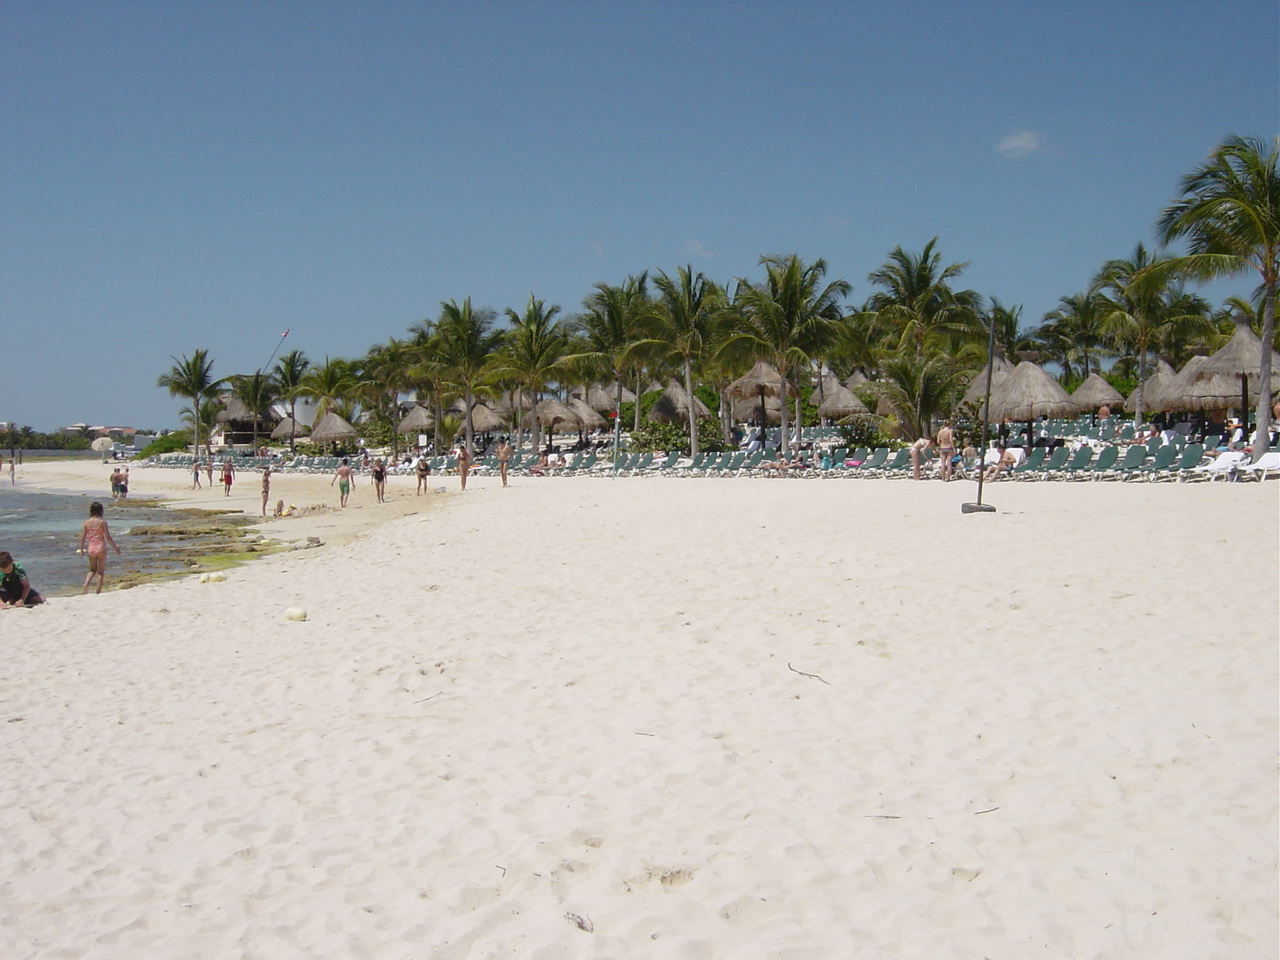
1192;450;1247;481
1236;451;1280;481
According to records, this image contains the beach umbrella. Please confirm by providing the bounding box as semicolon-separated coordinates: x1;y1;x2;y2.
962;354;1016;404
1192;315;1280;417
732;395;782;424
567;397;607;431
395;405;434;435
309;411;359;444
1069;373;1124;411
469;402;509;433
808;373;843;405
271;416;310;440
816;383;870;419
727;361;799;401
1171;356;1250;413
1124;359;1179;414
649;380;710;424
534;398;582;433
91;436;113;461
988;361;1080;422
585;383;635;412
844;370;869;391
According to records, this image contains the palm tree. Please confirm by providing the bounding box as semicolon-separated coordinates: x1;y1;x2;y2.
271;350;310;453
496;294;566;453
229;370;277;453
568;274;651;459
360;338;416;461
1093;243;1212;424
879;352;971;440
157;349;224;460
634;266;726;457
865;238;983;359
433;298;504;453
181;397;221;457
1158;135;1279;457
725;254;851;456
1037;293;1108;381
300;356;358;426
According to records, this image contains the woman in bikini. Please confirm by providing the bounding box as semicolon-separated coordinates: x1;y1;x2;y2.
80;501;121;595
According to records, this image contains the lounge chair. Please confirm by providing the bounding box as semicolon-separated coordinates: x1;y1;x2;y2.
1081;445;1120;479
1235;450;1280;481
1010;446;1048;478
1024;446;1068;480
1054;445;1095;480
1105;445;1148;481
1191;450;1246;482
1134;443;1180;481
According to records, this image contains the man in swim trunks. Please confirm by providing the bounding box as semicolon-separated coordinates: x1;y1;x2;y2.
332;458;353;507
0;551;45;607
221;459;235;496
936;422;956;482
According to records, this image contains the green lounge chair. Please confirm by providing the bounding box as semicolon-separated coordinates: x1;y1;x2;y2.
1105;444;1148;480
1082;445;1120;479
1010;446;1048;478
1025;446;1068;480
1135;443;1180;481
1054;445;1095;480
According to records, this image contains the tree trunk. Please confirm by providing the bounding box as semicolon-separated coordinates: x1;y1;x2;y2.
463;385;475;454
683;357;699;457
1133;346;1147;428
633;372;642;434
1253;284;1275;460
778;361;790;457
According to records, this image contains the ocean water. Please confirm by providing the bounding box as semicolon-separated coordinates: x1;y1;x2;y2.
0;489;196;597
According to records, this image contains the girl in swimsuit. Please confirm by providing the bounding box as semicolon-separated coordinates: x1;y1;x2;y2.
80;501;121;595
371;459;387;503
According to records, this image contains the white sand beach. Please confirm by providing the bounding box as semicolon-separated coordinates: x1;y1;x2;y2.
1;460;1276;959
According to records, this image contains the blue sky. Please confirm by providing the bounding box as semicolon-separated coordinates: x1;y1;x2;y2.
2;0;1275;431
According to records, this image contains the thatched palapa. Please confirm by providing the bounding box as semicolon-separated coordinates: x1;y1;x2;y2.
1069;373;1124;410
567;397;607;431
816;383;869;418
534;399;582;433
309;411;359;444
649;381;711;424
271;416;310;440
988;361;1079;421
1124;360;1178;413
396;405;434;435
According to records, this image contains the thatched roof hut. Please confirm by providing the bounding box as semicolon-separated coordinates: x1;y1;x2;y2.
963;355;1016;404
396;404;434;435
816;383;869;418
309;411;359;444
727;362;799;401
1124;359;1179;413
534;399;582;433
1069;373;1124;410
270;416;310;441
988;361;1079;421
649;381;711;424
732;395;782;424
567;397;607;431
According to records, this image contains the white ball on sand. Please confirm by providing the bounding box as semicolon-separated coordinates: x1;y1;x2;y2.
285;607;308;622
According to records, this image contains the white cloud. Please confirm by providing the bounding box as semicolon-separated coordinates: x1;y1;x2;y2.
996;130;1045;159
681;239;715;259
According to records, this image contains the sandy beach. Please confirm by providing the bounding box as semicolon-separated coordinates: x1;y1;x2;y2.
1;460;1276;959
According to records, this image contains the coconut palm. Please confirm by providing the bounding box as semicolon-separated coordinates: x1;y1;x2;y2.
228;371;277;453
433;298;504;454
725;255;851;456
633;266;726;458
865;238;983;359
1093;244;1212;424
879;352;971;441
495;294;567;452
157;349;224;460
300;356;358;427
360;338;416;461
1036;292;1108;381
271;349;310;453
1158;135;1279;457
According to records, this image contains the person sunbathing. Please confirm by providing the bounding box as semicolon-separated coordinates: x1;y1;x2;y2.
983;445;1019;481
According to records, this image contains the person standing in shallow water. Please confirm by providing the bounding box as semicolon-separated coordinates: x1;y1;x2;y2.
80;501;121;595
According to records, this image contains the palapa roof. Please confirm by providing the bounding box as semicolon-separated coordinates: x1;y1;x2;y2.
1171;355;1256;412
309;411;359;443
987;361;1079;420
582;382;635;411
962;354;1016;404
270;416;310;440
726;361;799;400
649;380;711;424
816;383;869;418
567;397;607;430
534;398;583;432
844;370;869;391
732;394;783;424
1195;316;1280;379
1124;359;1179;412
216;396;274;424
395;404;434;435
1069;373;1124;409
807;373;843;405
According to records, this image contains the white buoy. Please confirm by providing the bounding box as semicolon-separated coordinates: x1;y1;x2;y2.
285;607;308;622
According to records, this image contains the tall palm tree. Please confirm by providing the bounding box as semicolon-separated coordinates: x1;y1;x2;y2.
360;338;415;461
271;349;310;453
633;266;726;458
725;254;851;456
568;274;651;458
157;349;224;460
1093;243;1212;424
496;294;566;453
229;370;277;453
1037;293;1108;381
300;356;358;426
433;298;504;453
879;352;971;441
865;238;983;359
1158;135;1279;457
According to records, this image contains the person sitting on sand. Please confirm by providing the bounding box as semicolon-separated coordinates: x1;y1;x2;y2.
331;458;353;507
274;498;285;518
80;501;121;595
0;550;45;608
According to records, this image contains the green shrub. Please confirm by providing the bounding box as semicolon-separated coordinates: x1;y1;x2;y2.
136;431;192;458
629;418;731;454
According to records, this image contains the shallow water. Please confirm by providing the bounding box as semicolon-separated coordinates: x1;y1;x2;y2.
0;490;202;597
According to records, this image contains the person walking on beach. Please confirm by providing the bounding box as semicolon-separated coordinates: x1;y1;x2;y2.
80;501;121;595
496;438;512;487
332;458;353;507
261;465;271;516
456;444;471;491
206;458;214;487
109;467;122;500
192;459;203;489
221;458;235;496
371;458;387;503
936;423;956;482
0;551;45;608
414;453;431;494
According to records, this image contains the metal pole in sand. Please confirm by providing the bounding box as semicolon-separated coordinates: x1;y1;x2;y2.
963;311;998;515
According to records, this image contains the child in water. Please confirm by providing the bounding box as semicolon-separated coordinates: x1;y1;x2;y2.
80;501;121;594
0;551;45;607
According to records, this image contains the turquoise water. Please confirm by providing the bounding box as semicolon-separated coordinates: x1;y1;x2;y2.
0;489;192;597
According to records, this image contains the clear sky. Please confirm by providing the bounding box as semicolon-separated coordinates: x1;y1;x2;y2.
2;0;1276;432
